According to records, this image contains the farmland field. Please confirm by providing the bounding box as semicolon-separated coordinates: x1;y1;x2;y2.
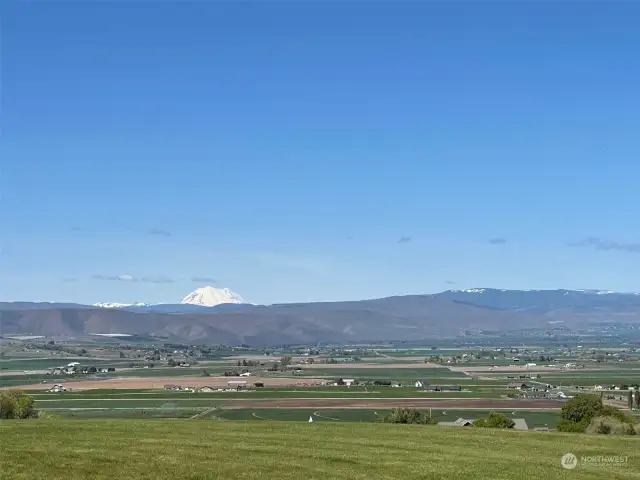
216;408;561;427
28;386;511;400
294;367;469;379
1;420;638;479
0;358;125;371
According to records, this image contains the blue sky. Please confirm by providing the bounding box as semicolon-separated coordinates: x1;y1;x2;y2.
2;1;640;305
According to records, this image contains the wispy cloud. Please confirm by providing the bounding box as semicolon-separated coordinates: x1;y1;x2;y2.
71;226;90;232
397;236;412;244
191;276;217;283
445;280;457;285
147;228;171;237
91;274;174;283
92;274;136;282
488;238;507;245
140;276;175;284
62;277;78;283
568;237;640;253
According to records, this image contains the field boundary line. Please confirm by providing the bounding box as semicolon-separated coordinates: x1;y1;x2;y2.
190;407;218;419
313;410;340;421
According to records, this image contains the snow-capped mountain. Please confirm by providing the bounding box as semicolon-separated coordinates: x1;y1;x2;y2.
180;286;247;306
93;302;150;309
92;286;249;312
437;287;640;317
447;288;639;296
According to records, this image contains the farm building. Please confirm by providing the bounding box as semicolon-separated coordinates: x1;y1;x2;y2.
512;419;529;430
440;417;529;430
424;385;462;392
228;380;247;390
439;418;474;427
507;382;530;390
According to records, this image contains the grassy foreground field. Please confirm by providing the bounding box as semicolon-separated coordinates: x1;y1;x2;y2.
1;420;639;479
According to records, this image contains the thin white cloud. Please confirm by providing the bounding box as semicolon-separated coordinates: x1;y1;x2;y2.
191;276;217;283
91;274;174;283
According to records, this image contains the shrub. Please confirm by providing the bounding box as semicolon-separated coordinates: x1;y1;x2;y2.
557;394;637;433
560;394;603;424
599;405;636;425
556;419;589;433
586;416;637;436
0;390;38;419
472;412;515;429
379;408;437;424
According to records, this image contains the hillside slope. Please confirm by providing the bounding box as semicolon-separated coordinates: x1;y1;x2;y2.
0;294;549;344
437;288;640;324
1;421;637;479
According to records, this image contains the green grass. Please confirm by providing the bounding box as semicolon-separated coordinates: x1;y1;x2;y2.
1;420;638;479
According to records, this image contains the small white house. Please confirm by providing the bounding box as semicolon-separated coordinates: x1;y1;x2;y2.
414;381;423;388
343;379;355;387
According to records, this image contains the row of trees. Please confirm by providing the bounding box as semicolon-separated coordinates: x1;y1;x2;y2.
167;358;198;367
236;360;260;367
627;389;640;410
473;413;515;428
379;408;437;424
379;409;516;429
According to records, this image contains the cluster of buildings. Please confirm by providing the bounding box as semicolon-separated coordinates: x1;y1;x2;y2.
414;382;462;391
164;380;250;392
48;362;113;375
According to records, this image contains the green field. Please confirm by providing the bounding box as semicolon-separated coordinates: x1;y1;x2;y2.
298;367;469;379
46;407;561;427
215;408;560;427
536;373;640;386
30;387;510;405
1;420;638;479
0;358;123;371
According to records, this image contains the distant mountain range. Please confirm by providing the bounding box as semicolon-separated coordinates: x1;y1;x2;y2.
438;288;640;321
93;286;249;312
2;288;640;345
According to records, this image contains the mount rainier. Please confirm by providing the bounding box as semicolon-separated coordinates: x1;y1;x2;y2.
94;286;250;312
